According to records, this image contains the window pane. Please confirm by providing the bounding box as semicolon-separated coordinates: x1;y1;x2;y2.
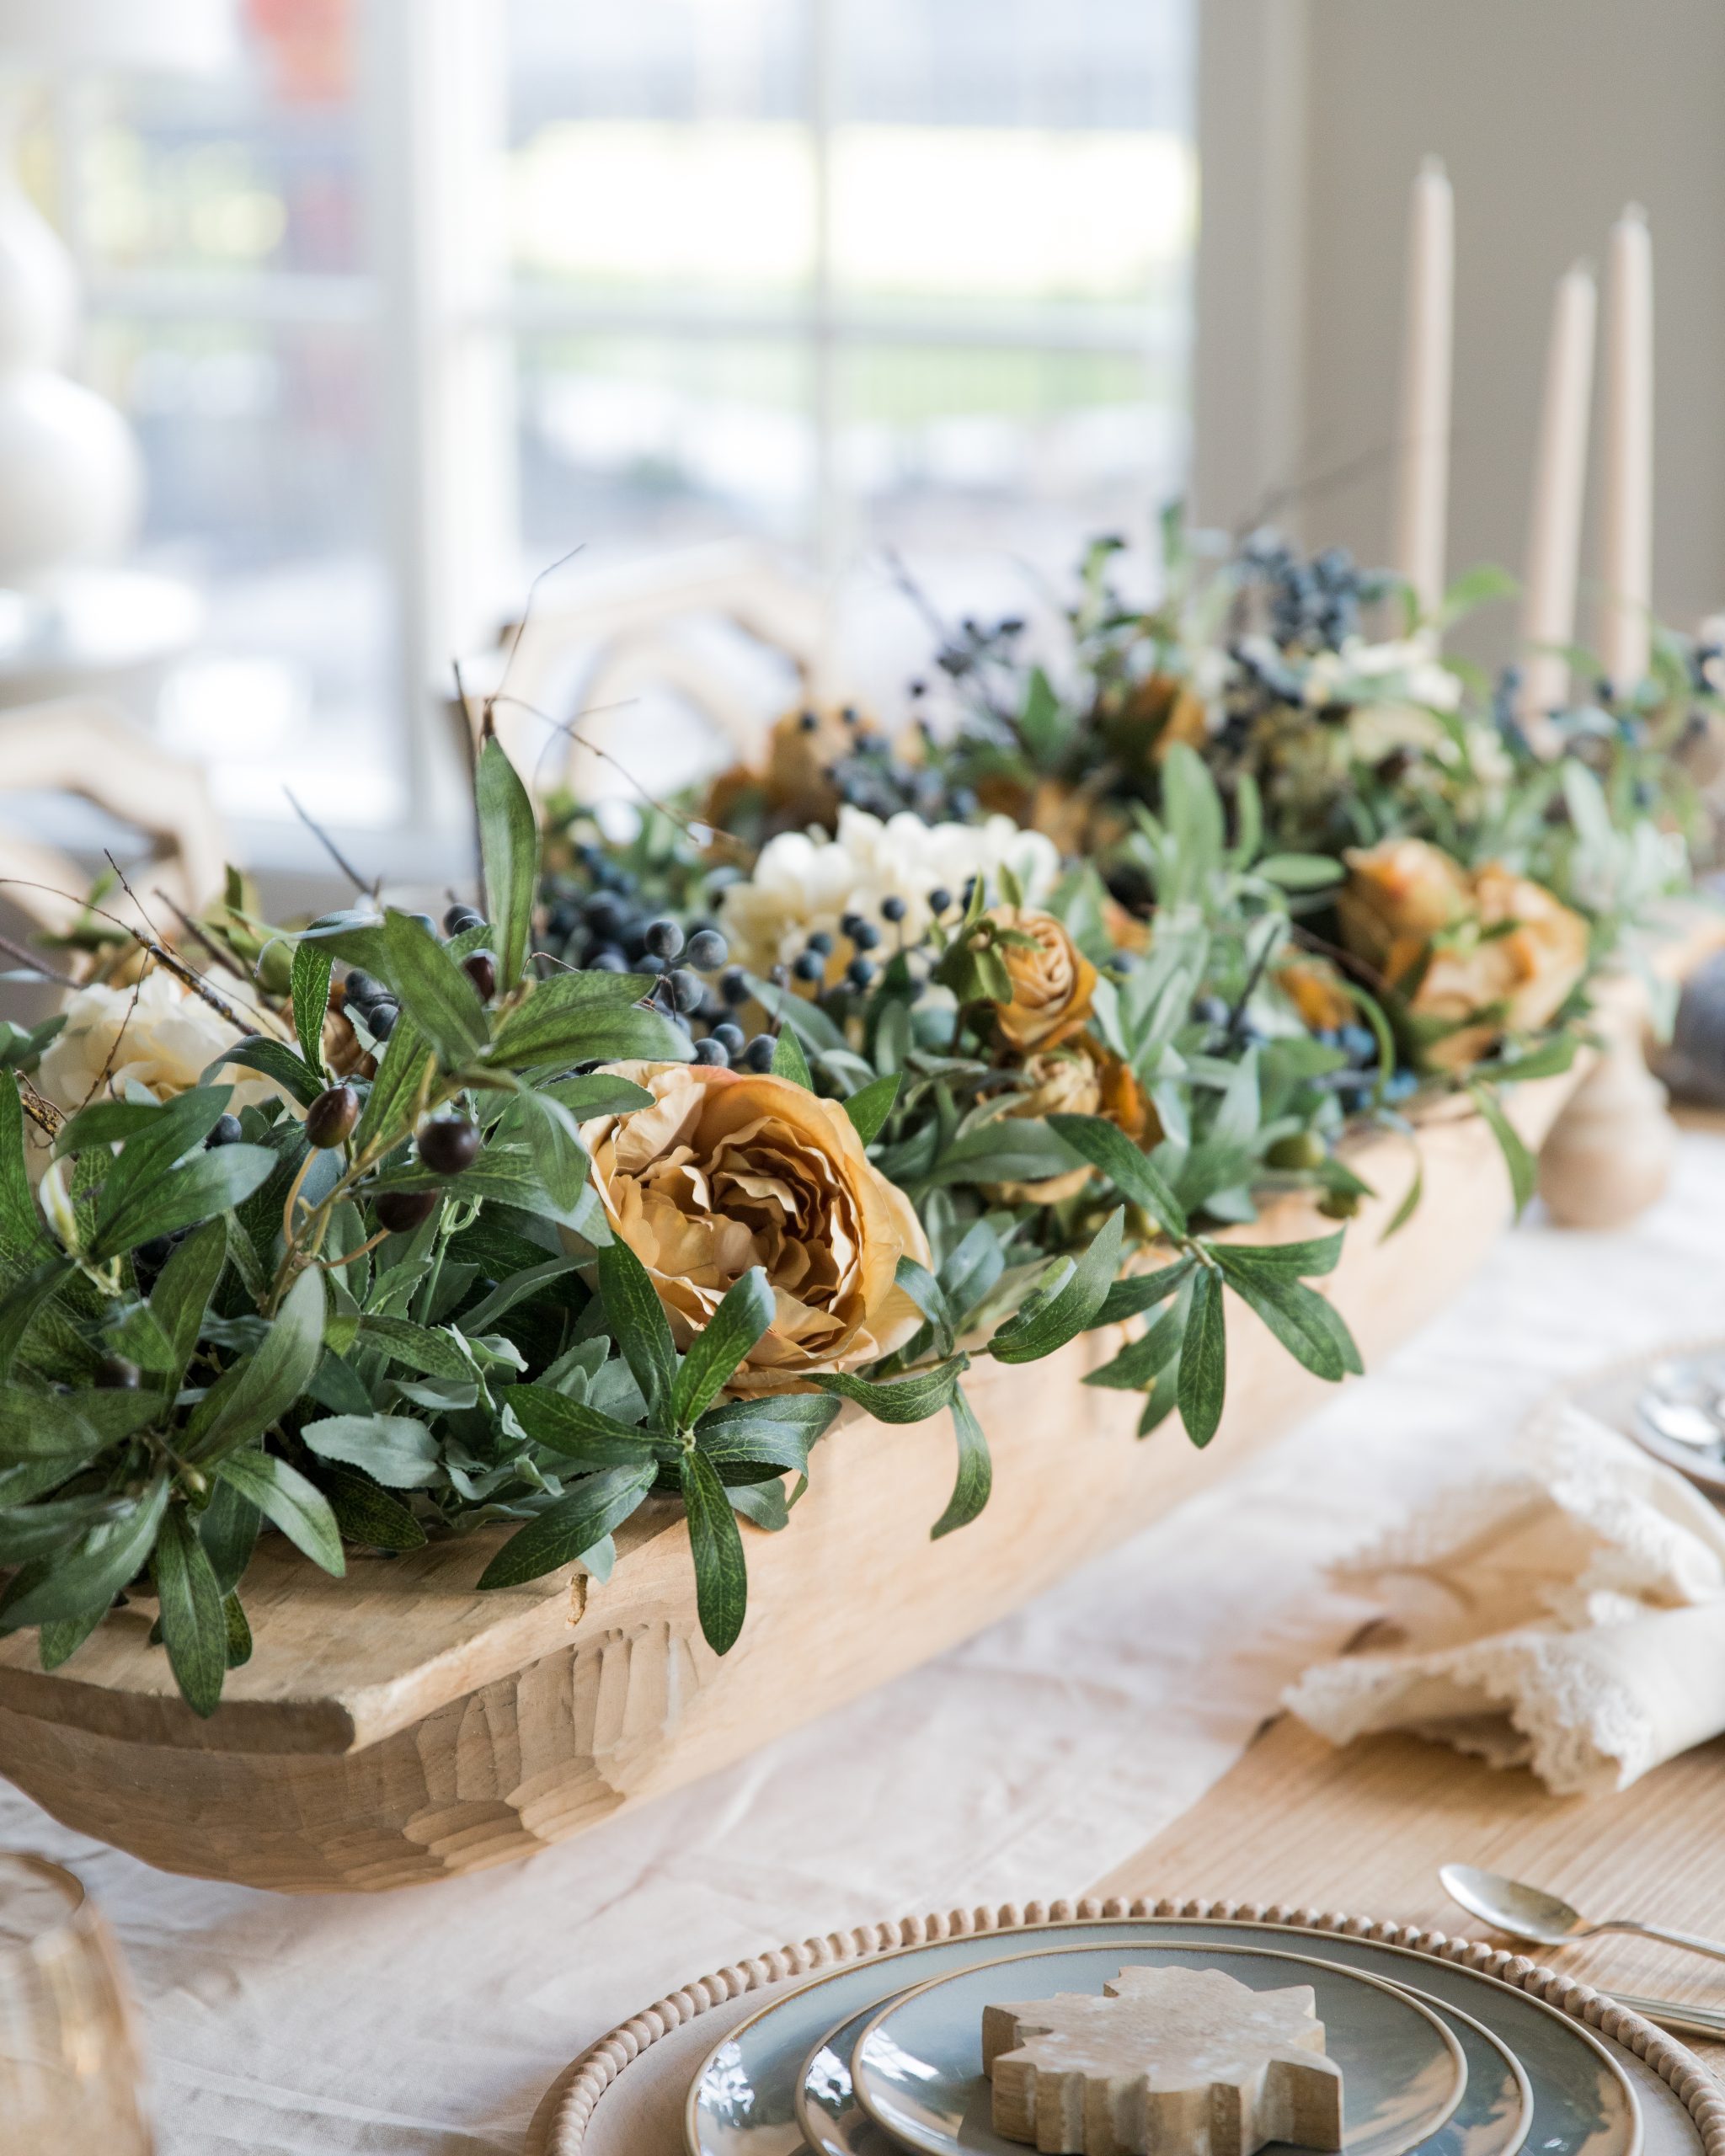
519;334;814;560
81;2;366;278
507;0;814;308
86;317;398;828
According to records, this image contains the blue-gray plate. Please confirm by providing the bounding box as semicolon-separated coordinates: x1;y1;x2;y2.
849;1943;1466;2156
683;1918;1652;2156
795;1972;1530;2156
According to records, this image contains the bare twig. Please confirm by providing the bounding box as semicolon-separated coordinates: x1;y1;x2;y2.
16;1075;63;1137
490;542;586;723
1289;921;1390;996
284;790;377;898
451;656;485;896
0;929;78;990
101;856;254;1035
152;890;252;984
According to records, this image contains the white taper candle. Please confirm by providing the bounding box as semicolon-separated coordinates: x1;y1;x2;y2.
1392;155;1455;630
1599;204;1653;692
1519;263;1597;723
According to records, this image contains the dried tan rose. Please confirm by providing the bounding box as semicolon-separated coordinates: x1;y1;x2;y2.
1338;837;1588;1070
986;907;1098;1053
1274;953;1356;1033
985;1041;1162;1207
577;1062;932;1396
1413;863;1589;1070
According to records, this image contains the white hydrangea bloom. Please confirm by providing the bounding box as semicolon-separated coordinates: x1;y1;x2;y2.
37;970;286;1123
1302;636;1462;713
718;805;1060;975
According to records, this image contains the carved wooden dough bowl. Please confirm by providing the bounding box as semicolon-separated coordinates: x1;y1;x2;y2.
0;1057;1610;1891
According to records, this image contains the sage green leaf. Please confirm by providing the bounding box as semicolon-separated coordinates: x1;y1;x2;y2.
509;1386;660;1467
930;1381;991;1540
0;1075;44;1275
0;1258;79;1382
670;1267;773;1430
680;1446;747;1653
542;1072;654;1122
356;1315;473;1384
223;1592;253;1668
596;1233;676;1429
1046;1114;1188;1239
291;941;333;1076
477;1460;655;1588
1215;1231;1343;1278
1380;1155;1423;1243
809;1355;968;1423
186;1266;325;1460
989;1207;1124;1365
742;974;847;1053
939;1220;1007;1323
694;1393;838;1473
770;1025;814;1091
459;1257;578;1333
312;1460;425;1551
91;1142;275;1262
0;1493;127;1566
213;1449;345;1576
0;1383;156;1465
382;910;489;1068
1470;1081;1538;1216
1085;1301;1186;1390
147;1217;227;1387
57;1090;214;1160
895;1256;955;1357
728;1480;790;1532
38;1603;107;1670
476;734;540;991
197;1472;259;1595
922;1118;1084;1189
1486;1033;1582;1084
485;971;658;1066
843;1070;900;1143
1;1475;168;1628
299;1412;440;1487
514;1089;590;1210
353;1009;431;1154
1092;1255;1196;1326
1177;1263;1226;1446
152;1505;227;1717
1256;853;1343;890
1213;1246;1362;1381
205;1037;326;1110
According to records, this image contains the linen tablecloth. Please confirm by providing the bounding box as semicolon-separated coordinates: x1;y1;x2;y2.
3;1133;1723;2155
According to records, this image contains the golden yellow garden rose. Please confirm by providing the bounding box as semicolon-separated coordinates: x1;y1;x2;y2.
1337;838;1588;1070
986;907;1097;1052
576;1062;932;1396
1413;863;1590;1070
1274;953;1356;1033
1336;836;1473;985
984;1042;1161;1206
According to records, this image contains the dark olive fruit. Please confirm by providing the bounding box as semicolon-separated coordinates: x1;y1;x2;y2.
805;930;833;957
839;911;863;938
743;1033;776;1071
417;1116;481;1176
1318;1189;1363;1221
205;1113;243;1149
636;953;665;976
692;1037;730;1065
306;1084;361;1150
583;891;628;937
134;1235;174;1270
343;969;383;1010
712;1021;745;1055
927;886;951;915
1194;995;1229;1028
444;903;485;937
461;948;497;1001
719;966;750;1005
367;1000;399;1040
792;951;824;983
851;921;880;951
880;895;906;924
590;949;629;973
644;917;684;961
95;1353;141;1390
846;958;875;990
667;967;706;1013
406;911;439;938
797;708;819;732
374;1188;441;1235
686;927;728;970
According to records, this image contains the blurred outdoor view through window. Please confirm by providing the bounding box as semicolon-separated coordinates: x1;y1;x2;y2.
49;0;1194;833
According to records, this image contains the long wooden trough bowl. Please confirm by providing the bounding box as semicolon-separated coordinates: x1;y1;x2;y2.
0;1047;1623;1892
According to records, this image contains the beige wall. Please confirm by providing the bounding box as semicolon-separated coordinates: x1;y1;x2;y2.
1197;0;1725;664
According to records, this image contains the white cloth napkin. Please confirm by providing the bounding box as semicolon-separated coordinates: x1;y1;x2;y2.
1284;1399;1725;1793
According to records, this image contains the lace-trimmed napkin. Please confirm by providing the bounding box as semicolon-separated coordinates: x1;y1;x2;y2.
1284;1401;1725;1794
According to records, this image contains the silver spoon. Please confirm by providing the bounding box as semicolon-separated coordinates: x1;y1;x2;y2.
1441;1864;1725;1967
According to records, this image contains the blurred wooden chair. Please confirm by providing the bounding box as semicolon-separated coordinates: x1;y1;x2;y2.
453;540;833;801
0;695;227;939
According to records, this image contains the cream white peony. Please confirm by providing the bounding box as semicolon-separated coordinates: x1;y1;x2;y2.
36;971;287;1124
1300;636;1463;714
718;804;1060;975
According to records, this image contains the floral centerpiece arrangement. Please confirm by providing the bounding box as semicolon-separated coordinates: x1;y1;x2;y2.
0;520;1700;1717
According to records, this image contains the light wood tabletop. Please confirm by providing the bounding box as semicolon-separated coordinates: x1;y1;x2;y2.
1093;1713;1725;2071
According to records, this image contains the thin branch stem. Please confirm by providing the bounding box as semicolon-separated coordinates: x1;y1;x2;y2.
284;792;377;898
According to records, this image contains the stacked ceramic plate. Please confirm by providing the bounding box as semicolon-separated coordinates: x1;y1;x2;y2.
678;1916;1701;2156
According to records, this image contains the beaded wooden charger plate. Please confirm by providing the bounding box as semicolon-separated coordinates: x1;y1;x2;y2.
525;1897;1725;2156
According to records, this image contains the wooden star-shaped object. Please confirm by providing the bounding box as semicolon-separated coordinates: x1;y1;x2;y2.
982;1963;1345;2156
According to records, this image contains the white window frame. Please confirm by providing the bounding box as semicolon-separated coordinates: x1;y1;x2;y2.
50;0;1194;855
